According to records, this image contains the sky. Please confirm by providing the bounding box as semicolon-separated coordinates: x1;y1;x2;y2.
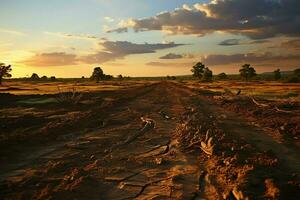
0;0;300;78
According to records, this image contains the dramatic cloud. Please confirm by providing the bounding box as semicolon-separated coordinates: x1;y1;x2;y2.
280;38;300;50
81;40;185;64
147;51;300;69
146;61;193;67
219;39;270;46
108;0;300;39
44;32;97;40
202;52;300;66
22;52;78;67
160;53;184;59
248;39;270;44
23;40;185;66
219;39;240;46
160;53;194;59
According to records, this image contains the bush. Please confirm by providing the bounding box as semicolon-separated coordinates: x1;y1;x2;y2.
285;76;299;83
55;86;82;105
50;76;56;81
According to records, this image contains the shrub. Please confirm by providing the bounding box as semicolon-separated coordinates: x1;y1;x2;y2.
55;86;83;105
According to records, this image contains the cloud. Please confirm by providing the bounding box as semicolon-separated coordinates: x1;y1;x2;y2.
160;53;194;59
201;52;300;66
160;53;183;59
280;38;300;50
104;16;114;22
44;32;97;40
108;0;300;39
219;39;240;46
248;39;270;44
80;40;185;64
219;38;270;46
22;52;78;67
146;61;193;67
0;28;26;36
22;40;185;66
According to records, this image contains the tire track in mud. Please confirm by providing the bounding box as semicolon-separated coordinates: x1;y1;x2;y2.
0;83;157;181
0;82;203;199
1;82;299;199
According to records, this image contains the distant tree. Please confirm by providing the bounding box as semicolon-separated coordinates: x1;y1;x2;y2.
91;67;104;83
81;76;85;79
202;67;213;82
104;74;113;80
41;76;48;81
166;75;176;80
285;68;300;83
273;69;281;80
294;68;300;77
50;76;56;81
239;64;256;81
30;73;39;80
191;62;205;79
118;74;123;80
217;72;228;80
0;63;12;85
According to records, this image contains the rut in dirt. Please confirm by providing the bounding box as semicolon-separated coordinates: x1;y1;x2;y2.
1;82;299;200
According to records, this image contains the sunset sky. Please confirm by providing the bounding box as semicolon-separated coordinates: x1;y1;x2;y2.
0;0;299;78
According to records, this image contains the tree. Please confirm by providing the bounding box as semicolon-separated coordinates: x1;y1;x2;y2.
41;76;48;81
50;76;56;81
273;69;281;80
294;68;300;77
285;68;300;83
217;72;228;80
30;73;39;80
239;64;256;81
0;63;12;85
117;74;123;80
91;67;104;82
202;67;213;82
191;62;205;79
104;74;113;80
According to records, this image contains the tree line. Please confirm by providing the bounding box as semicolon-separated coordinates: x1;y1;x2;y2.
190;62;300;82
0;62;299;85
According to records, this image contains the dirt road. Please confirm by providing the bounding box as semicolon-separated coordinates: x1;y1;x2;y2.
1;82;299;199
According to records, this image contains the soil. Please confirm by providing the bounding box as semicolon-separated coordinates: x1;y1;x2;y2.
0;82;299;199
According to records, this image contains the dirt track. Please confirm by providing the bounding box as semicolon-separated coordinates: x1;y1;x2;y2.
1;82;299;199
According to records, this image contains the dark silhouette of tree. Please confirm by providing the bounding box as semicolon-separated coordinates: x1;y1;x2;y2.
286;68;300;83
166;75;176;80
50;76;56;81
273;69;281;80
0;63;12;85
104;74;113;80
239;64;256;81
294;68;300;77
202;67;213;82
30;73;39;80
118;74;123;80
91;67;104;83
41;76;48;81
191;62;205;79
217;72;228;80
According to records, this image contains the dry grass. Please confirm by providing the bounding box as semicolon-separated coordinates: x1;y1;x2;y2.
55;86;83;105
